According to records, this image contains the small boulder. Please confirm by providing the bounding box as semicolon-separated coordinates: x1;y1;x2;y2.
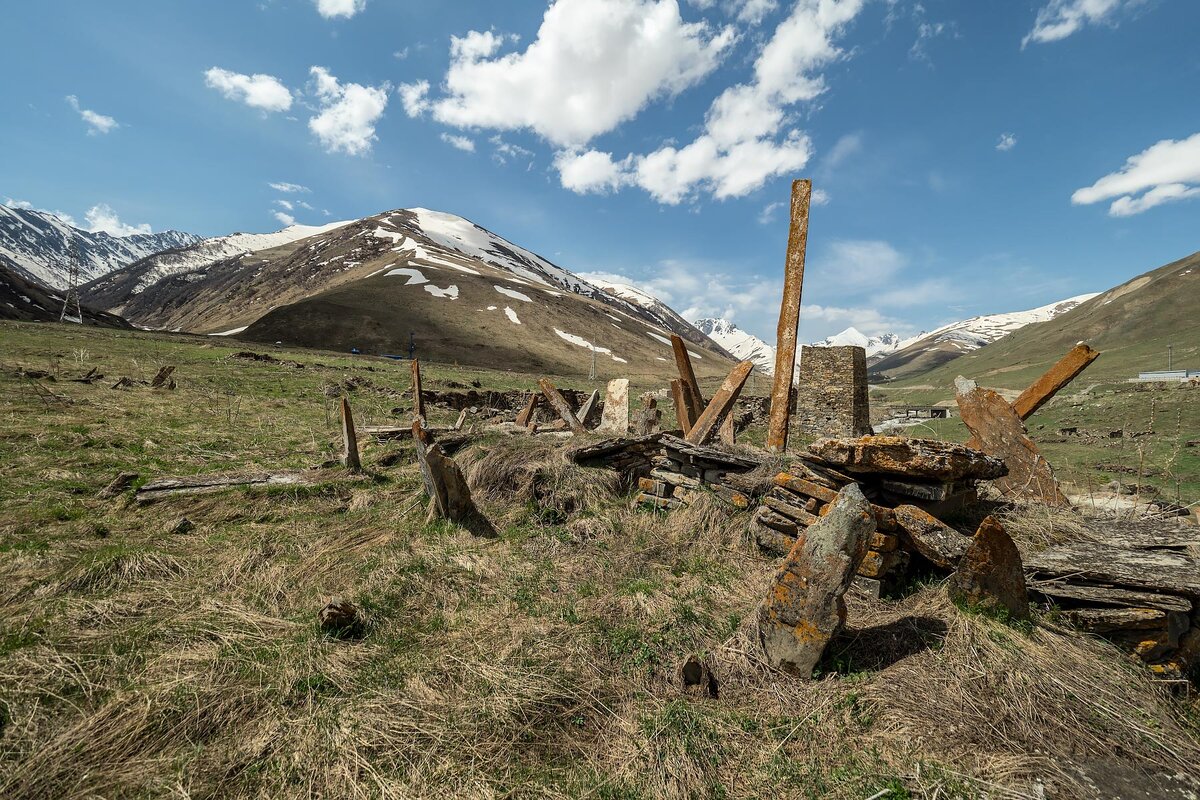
948;516;1030;621
168;517;194;535
892;505;971;568
756;483;876;677
318;596;361;638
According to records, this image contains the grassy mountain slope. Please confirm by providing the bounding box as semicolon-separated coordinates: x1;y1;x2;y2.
888;251;1200;392
0;263;129;327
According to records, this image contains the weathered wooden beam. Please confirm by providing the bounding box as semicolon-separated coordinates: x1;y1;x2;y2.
1012;343;1100;421
684;360;755;445
515;393;541;427
150;365;176;389
453;408;469;431
537;378;585;434
766;178;812;453
669;379;691;435
411;359;425;423
340;397;362;472
135;472;311;504
670;334;703;427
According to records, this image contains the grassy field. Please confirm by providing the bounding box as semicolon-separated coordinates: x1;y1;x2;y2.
3;320;1200;799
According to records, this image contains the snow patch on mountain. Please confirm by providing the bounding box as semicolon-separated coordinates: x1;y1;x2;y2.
811;327;910;358
911;294;1100;351
692;318;776;374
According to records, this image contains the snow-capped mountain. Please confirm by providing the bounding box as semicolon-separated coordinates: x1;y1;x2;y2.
692;318;776;374
811;327;912;358
83;220;354;306
82;207;733;379
869;293;1100;381
0;204;201;290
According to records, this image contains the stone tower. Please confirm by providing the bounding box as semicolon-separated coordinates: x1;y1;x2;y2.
793;345;871;438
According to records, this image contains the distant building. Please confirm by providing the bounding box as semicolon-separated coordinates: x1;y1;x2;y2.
1132;370;1200;383
887;405;953;419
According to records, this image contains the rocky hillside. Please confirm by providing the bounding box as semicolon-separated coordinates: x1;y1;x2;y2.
692;318;776;374
889;251;1199;390
0;263;128;327
869;293;1098;382
0;205;200;290
85;208;735;379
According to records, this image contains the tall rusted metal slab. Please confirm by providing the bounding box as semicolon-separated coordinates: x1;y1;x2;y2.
766;179;812;453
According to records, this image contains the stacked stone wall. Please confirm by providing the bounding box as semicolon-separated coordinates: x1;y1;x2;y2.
794;345;871;438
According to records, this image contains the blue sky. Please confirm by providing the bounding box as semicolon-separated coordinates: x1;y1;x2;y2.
3;0;1198;343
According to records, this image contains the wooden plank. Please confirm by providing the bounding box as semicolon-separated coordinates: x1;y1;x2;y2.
1028;580;1192;613
340;397;362;473
684;360;755;445
766;178;811;453
515;393;541;427
1012;343;1100;421
669;379;691;436
411;359;425;423
537;377;585;434
670;334;703;427
454;408;469;431
136;472;309;503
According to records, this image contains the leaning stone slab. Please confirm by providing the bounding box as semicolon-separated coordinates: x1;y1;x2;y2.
807;435;1007;481
948;516;1030;621
756;483;876;677
955;377;1068;506
893;504;971;569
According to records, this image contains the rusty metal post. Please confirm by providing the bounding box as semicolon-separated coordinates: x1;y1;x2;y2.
766;179;812;453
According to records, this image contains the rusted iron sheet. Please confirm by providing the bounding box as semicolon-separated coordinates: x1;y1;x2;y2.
538;378;585;434
767;179;812;453
670;334;703;427
1012;343;1100;420
685;360;754;445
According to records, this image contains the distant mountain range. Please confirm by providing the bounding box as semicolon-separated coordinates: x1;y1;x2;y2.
71;208;734;378
0;204;200;289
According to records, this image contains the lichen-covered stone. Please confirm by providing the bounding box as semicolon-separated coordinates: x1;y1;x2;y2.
893;504;971;568
757;483;876;676
807;435;1007;481
948;516;1030;620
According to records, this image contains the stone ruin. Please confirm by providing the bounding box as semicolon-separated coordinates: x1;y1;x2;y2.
793;345;871;438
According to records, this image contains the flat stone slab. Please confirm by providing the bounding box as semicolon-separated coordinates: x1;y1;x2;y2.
807;435;1007;481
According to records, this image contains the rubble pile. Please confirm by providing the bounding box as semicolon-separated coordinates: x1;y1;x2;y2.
637;435;760;510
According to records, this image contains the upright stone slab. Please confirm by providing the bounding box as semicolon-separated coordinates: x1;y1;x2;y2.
794;346;872;438
948;516;1030;620
597;378;630;434
955;377;1068;506
767;178;812;453
757;483;876;676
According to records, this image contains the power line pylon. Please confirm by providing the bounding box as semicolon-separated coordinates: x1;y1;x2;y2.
59;241;83;324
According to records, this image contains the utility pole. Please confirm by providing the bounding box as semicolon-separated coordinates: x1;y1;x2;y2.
589;345;597;380
1168;344;1173;370
59;241;83;324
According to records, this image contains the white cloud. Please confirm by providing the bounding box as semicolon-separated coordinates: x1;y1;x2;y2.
440;133;476;152
757;200;785;225
554;0;866;203
307;66;390;155
204;67;293;112
812;187;830;205
1022;0;1139;47
4;198;77;226
84;204;152;237
65;95;118;135
429;0;736;147
996;132;1017;151
736;0;779;24
821;239;908;289
296;200;315;210
269;181;310;193
273;210;297;226
275;199;294;211
393;47;410;60
315;0;366;19
491;136;535;165
1071;132;1200;216
397;80;431;117
554;150;631;194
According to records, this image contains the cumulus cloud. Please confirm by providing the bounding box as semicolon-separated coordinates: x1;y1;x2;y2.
555;0;866;203
554;150;631;194
315;0;366;19
204;67;293;112
84;204;152;237
1022;0;1140;47
429;0;735;147
308;66;390;155
273;210;297;226
397;80;431;117
275;199;294;211
269;182;310;193
996;132;1017;151
65;95;118;135
1072;132;1200;216
440;133;476;152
